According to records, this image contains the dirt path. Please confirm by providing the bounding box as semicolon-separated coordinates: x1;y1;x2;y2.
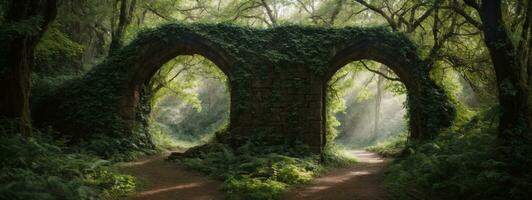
119;152;224;200
284;150;389;200
120;150;387;200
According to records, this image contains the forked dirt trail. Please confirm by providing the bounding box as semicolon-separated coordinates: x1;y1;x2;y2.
121;150;387;200
284;150;389;200
119;152;224;200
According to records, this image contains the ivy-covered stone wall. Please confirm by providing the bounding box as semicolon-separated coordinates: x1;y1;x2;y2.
34;23;455;153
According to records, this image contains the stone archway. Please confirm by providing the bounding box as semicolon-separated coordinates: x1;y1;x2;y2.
34;24;454;153
33;24;237;145
322;37;455;149
117;29;234;130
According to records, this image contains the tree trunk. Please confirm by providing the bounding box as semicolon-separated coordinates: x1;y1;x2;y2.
109;0;136;54
478;0;531;141
0;0;57;137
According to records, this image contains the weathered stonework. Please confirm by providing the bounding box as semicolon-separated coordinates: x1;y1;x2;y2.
35;24;455;153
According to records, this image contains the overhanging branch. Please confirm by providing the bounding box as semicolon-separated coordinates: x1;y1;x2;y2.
360;61;401;82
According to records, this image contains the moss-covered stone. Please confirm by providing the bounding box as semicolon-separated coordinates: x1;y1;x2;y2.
33;23;455;154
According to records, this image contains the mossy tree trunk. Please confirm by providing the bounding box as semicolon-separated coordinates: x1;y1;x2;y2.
0;0;57;137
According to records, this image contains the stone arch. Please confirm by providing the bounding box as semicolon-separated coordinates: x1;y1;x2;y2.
323;37;455;148
117;32;235;129
34;24;454;154
33;25;237;144
326;39;420;87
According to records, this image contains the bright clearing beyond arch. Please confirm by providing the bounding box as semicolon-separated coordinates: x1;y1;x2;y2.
326;60;407;148
149;55;230;149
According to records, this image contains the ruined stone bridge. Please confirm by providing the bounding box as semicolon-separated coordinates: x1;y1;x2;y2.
35;23;455;152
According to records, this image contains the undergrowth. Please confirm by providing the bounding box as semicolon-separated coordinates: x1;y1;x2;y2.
383;113;532;200
170;139;356;200
0;132;137;200
75;127;158;161
365;132;407;157
150;125;214;151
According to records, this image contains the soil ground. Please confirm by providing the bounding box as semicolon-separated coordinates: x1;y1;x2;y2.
283;150;389;200
119;152;224;200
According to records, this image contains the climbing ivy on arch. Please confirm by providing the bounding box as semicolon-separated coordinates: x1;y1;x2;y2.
33;23;455;155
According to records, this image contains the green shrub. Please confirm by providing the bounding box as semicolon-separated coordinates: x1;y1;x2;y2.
85;169;137;198
365;132;407;157
149;125;215;151
321;145;359;168
0;132;137;200
79;133;155;161
224;177;287;200
274;163;314;184
384;117;532;200
149;126;183;150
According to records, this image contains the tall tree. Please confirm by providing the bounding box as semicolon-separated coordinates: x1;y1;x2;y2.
0;0;57;137
461;0;531;140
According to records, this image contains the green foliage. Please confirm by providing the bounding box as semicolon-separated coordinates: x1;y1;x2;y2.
384;80;407;95
320;145;359;168
34;23;84;74
0;131;136;200
0;16;44;38
383;113;532;200
31;73;82;106
150;55;230;149
55;0;114;62
149;56;210;109
78;133;155;161
366;132;407;157
149;125;184;150
326;64;355;142
32;40;157;158
171;139;356;200
224;177;287;200
430;64;478;128
0;16;45;75
30;25;86;104
0;2;6;21
149;124;217;150
329;62;408;147
85;169;136;198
